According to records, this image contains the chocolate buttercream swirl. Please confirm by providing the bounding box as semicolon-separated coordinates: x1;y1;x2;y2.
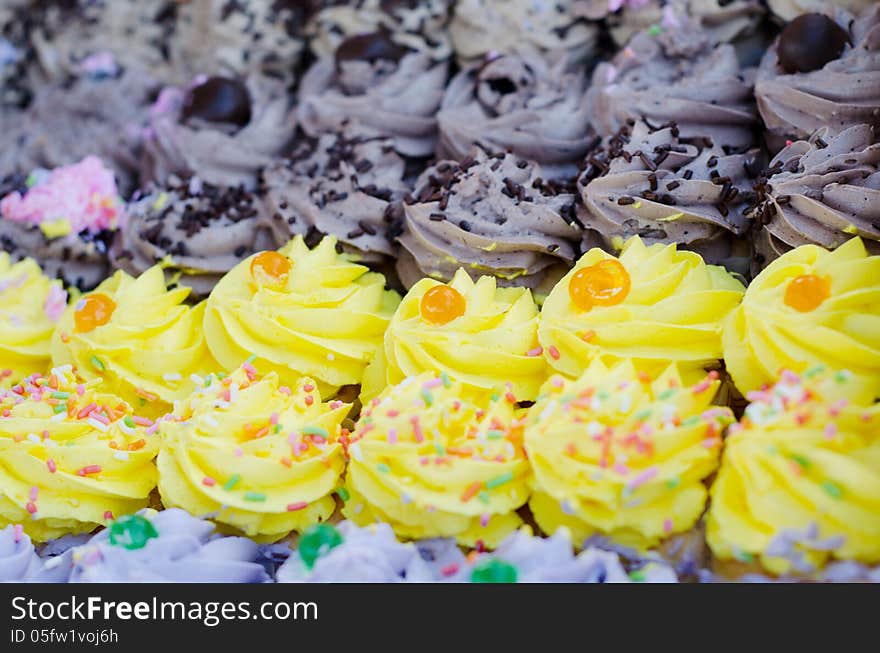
587;20;758;152
297;40;447;159
450;0;599;65
261;125;410;262
110;176;284;298
578;120;760;271
306;0;454;61
141;74;294;190
438;52;598;181
755;6;880;147
396;149;581;291
752;123;880;272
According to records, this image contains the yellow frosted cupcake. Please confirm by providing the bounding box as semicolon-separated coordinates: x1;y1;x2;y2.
344;372;531;547
158;365;350;542
0;253;67;387
538;237;745;383
0;366;158;541
362;269;547;402
525;360;734;550
707;367;880;575
204;236;400;399
723;238;880;400
50;266;216;417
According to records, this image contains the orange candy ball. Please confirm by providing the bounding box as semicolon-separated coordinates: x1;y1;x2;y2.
250;251;291;288
784;274;831;312
420;285;466;325
74;293;116;333
568;259;631;312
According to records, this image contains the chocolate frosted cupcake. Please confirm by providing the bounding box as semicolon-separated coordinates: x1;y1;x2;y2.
751;123;880;272
0;156;125;289
111;176;285;298
438;51;597;181
175;0;306;86
307;0;454;61
587;19;758;152
396;149;581;291
141;74;294;190
578;120;760;273
297;29;448;159
450;0;599;65
755;8;880;149
261;124;409;262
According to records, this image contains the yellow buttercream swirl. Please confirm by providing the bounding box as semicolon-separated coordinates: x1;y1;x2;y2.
50;266;216;417
525;360;734;550
0;367;158;541
362;269;548;402
158;366;350;542
344;372;531;547
204;236;400;398
723;238;880;401
539;236;745;382
0;254;66;387
707;367;880;574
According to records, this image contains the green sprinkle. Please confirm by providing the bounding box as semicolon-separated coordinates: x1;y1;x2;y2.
734;549;754;563
274;424;283;434
834;370;851;383
336;487;350;501
53;404;67;414
658;388;677;400
805;366;826;378
765;444;779;455
25;173;39;188
52;391;71;400
138;398;146;407
486;429;505;440
123;416;136;428
822;480;843;499
302;426;329;438
90;355;105;371
634;409;652;421
478;491;490;504
377;463;391;474
486;470;514;489
665;476;680;489
244;354;257;365
790;454;810;469
490;392;501;402
434;443;445;456
223;474;241;491
440;372;452;388
647;24;662;36
244;491;267;502
597;391;610;401
421;389;434;406
629;570;646;582
681;415;702;427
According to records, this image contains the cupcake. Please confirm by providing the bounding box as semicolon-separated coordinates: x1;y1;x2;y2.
449;0;599;65
577;120;761;274
297;30;448;160
707;368;880;575
175;0;306;86
50;266;217;417
0;156;126;290
755;8;880;150
0;55;159;196
158;366;350;542
362;270;548;402
587;18;758;153
437;51;597;181
0;368;159;542
344;371;531;548
0;254;67;387
396;150;581;291
751;123;880;271
204;236;401;399
538;236;745;383
723;237;880;400
111;175;285;298
276;521;432;583
306;0;454;61
525;360;733;550
261;125;409;263
141;74;294;190
67;509;270;583
461;527;679;583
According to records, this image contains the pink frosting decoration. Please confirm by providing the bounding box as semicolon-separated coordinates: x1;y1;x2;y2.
43;285;68;323
0;156;125;234
78;51;119;77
